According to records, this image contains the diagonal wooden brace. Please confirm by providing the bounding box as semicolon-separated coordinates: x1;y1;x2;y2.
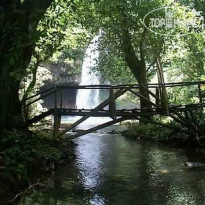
56;86;132;139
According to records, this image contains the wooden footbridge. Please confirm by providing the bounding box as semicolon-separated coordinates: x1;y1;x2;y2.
23;81;205;139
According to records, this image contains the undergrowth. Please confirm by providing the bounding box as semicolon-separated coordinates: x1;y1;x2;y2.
122;123;174;142
0;130;64;193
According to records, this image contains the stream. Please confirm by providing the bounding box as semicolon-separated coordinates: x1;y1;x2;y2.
18;127;205;205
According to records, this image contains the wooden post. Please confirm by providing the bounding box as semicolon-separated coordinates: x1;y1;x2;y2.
156;87;160;108
109;88;116;119
60;89;63;109
53;86;59;138
156;57;169;115
55;88;64;138
198;83;203;105
55;88;63;136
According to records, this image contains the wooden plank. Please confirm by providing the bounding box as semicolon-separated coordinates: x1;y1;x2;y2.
56;108;160;117
26;90;56;107
56;81;205;89
25;109;53;126
23;87;54;102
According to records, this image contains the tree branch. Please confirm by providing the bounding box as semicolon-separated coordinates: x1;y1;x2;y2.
8;181;45;203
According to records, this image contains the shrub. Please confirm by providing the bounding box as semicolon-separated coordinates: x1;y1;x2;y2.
0;130;63;191
122;123;173;141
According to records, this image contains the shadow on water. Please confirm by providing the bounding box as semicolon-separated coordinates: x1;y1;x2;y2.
17;129;205;205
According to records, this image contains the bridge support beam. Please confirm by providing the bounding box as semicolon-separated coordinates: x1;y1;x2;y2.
60;117;128;141
56;86;132;139
53;115;61;139
109;88;116;119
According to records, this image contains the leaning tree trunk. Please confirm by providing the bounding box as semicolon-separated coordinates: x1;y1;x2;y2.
120;27;152;110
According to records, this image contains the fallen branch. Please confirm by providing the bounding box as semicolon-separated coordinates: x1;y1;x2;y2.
8;181;45;204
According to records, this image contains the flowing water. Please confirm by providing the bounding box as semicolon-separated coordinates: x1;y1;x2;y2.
18;131;205;205
76;34;101;109
61;33;106;126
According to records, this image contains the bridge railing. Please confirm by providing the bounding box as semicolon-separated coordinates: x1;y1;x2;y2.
22;81;205;139
23;81;205;123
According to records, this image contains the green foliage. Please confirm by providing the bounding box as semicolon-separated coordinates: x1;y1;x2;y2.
164;32;205;83
167;86;200;105
194;111;205;128
73;0;205;85
185;109;205;133
24;1;89;86
123;122;173;141
0;131;31;187
0;130;63;190
20;2;90;120
31;131;62;162
73;0;167;83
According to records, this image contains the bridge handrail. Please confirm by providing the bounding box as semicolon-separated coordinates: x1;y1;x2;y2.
23;81;205;106
53;81;205;89
22;86;55;102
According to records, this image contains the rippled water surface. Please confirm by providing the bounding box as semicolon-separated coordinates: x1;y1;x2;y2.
18;132;205;205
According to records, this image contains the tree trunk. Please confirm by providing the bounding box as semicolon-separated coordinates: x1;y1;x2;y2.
0;68;24;131
0;39;32;131
0;0;53;132
22;60;40;122
119;27;152;110
0;21;32;131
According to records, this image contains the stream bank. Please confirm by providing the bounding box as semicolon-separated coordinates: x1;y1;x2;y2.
0;130;75;204
122;122;205;162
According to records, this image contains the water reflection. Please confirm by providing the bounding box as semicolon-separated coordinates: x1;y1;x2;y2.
74;134;105;190
18;133;205;205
